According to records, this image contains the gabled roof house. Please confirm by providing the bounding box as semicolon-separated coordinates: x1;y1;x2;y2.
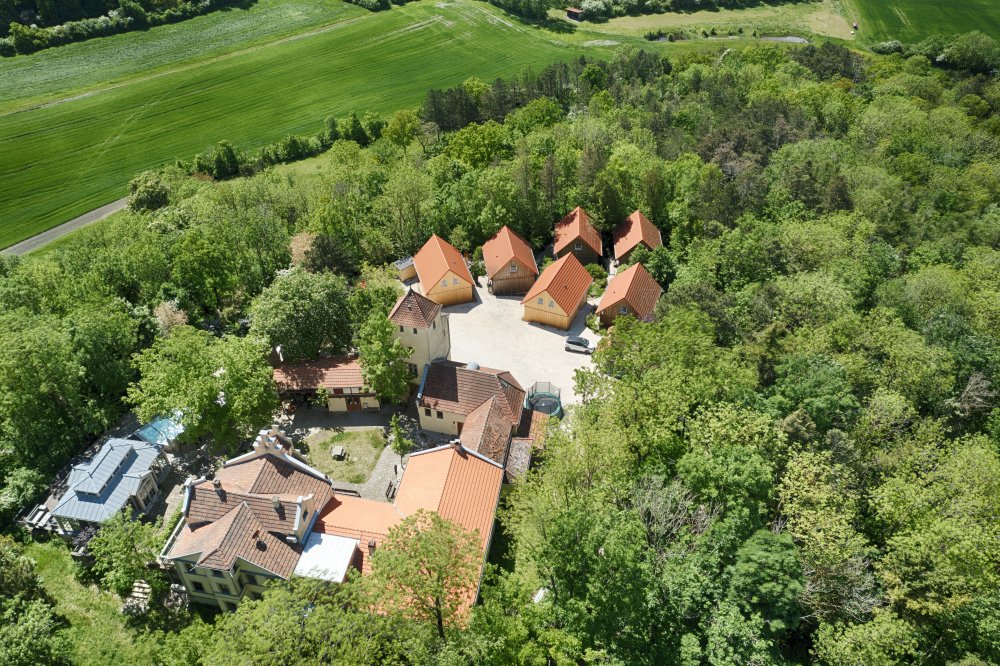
161;428;505;614
413;234;475;306
553;206;602;265
521;253;594;330
417;360;525;468
482;226;538;295
597;262;663;327
613;210;662;263
273;355;380;413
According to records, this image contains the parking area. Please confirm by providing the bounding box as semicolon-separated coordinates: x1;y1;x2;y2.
445;283;600;405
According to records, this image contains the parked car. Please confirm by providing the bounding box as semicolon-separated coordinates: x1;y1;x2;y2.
565;336;594;354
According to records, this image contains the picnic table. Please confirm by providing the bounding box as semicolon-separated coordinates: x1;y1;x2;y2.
331;445;346;460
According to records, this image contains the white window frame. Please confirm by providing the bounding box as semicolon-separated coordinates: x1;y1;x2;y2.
509;263;518;273
452;278;459;285
548;300;555;308
574;241;582;251
619;304;628;314
537;297;543;305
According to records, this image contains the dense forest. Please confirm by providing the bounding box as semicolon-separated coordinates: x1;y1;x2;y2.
3;34;1000;663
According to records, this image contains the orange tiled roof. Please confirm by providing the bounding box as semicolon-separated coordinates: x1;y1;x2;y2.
315;444;504;611
597;263;663;320
420;361;525;425
482;226;538;279
521;254;593;315
553;207;602;257
613;210;662;260
414;235;474;293
273;356;365;392
459;396;513;465
389;289;442;329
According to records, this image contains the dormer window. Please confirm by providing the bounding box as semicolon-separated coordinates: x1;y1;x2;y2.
574;241;582;251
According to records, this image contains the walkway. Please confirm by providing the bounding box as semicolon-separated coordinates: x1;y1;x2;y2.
1;197;127;255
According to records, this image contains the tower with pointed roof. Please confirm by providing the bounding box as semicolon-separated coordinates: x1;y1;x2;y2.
389;288;452;382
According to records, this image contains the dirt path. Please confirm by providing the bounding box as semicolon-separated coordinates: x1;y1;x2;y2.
1;197;127;255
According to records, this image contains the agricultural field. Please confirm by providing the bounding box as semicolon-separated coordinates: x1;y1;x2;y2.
843;0;1000;43
0;0;638;249
0;0;363;112
583;0;854;41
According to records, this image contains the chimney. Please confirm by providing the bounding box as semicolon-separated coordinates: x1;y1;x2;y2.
451;440;463;453
252;529;261;542
212;478;222;489
272;496;281;511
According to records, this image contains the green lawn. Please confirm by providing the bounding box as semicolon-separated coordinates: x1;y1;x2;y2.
306;427;386;484
23;539;145;665
0;0;633;249
844;0;1000;43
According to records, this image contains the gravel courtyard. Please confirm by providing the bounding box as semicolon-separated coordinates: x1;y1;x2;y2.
445;283;601;405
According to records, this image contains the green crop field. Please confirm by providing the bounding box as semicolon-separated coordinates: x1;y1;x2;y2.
844;0;1000;43
0;0;637;249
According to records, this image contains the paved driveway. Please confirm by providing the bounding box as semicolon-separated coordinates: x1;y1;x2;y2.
444;283;600;405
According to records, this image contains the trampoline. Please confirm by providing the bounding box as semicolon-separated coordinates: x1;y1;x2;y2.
525;382;563;417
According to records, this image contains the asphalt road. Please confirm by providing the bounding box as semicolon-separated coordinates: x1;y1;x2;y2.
1;197;128;255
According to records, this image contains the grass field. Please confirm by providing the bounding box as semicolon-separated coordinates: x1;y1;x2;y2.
0;0;362;112
843;0;1000;43
24;539;145;665
0;0;636;249
583;0;853;40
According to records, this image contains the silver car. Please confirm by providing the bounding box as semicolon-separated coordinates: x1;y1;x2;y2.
564;336;593;354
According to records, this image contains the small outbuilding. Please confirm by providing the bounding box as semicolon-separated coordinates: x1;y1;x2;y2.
521;253;593;330
566;7;583;20
613;210;662;263
482;225;539;295
553;206;603;266
393;256;416;282
414;234;475;306
273;355;380;412
597;262;662;327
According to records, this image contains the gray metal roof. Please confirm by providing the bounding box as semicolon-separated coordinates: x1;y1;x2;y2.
51;438;163;523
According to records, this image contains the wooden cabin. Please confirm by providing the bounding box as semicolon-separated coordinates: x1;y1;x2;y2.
553;206;603;266
566;7;583;21
597;263;662;328
482;226;539;295
521;254;593;330
613;210;662;264
413;234;475;306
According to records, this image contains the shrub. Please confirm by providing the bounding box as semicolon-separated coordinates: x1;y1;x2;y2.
0;467;47;528
128;171;171;212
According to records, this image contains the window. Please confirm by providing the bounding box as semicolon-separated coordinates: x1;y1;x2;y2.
432;321;436;329
452;278;459;285
424;408;431;417
398;325;403;332
245;574;258;586
408;363;417;375
212;570;224;578
441;279;448;287
509;263;518;273
413;327;417;334
537;297;543;305
548;300;555;308
216;584;230;595
574;241;582;251
619;304;628;314
436;411;444;419
192;581;205;592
